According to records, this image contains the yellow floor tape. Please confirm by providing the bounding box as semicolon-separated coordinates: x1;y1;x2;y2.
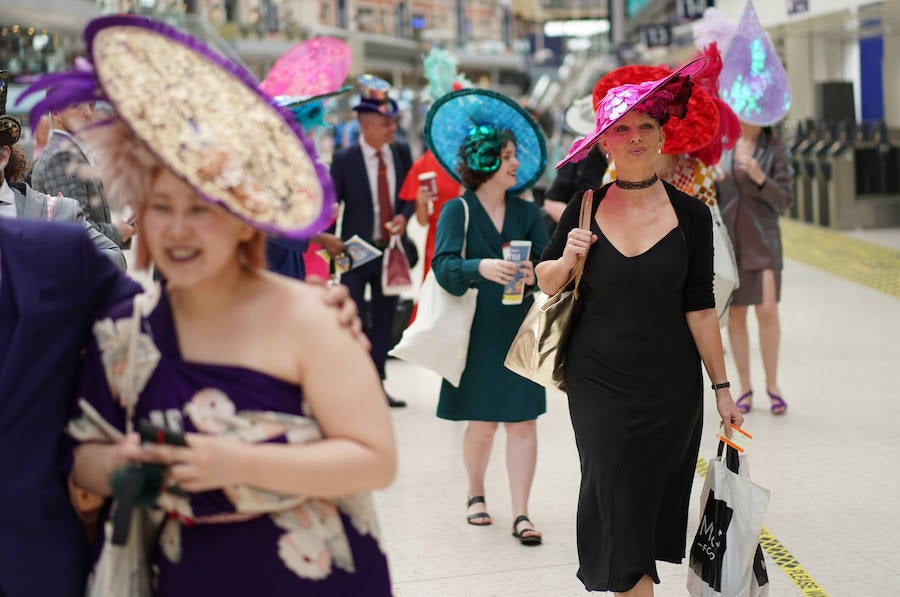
695;456;830;596
781;218;900;298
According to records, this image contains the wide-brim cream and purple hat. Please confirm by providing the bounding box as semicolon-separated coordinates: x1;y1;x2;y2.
557;56;708;169
20;16;333;239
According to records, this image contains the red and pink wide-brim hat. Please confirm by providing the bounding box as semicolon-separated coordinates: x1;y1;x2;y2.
557;56;708;169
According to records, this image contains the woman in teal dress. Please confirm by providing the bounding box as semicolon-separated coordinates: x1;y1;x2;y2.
425;89;548;545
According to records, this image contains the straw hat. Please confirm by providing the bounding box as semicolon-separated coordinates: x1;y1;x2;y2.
21;16;333;239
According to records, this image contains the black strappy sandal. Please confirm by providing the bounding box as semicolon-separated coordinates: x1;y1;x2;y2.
466;496;492;526
511;514;542;546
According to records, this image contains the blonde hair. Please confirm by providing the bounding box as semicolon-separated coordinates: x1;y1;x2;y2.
82;117;266;272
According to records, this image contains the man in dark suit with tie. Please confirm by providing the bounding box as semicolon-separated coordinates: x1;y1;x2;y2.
329;76;416;407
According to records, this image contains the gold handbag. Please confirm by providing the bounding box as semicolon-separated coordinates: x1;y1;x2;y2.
504;194;592;392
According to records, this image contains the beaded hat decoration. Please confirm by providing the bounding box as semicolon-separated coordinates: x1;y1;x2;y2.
557;56;708;168
424;88;547;193
19;16;333;239
719;1;792;126
353;74;399;118
0;71;22;146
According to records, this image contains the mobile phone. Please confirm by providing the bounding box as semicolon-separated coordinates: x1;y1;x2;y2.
138;420;187;446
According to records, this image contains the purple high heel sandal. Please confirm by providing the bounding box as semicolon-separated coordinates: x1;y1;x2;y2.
767;390;788;415
735;390;753;414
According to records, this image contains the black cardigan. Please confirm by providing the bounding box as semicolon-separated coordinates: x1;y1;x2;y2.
540;182;715;312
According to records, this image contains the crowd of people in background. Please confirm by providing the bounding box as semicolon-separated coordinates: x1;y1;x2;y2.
0;4;795;595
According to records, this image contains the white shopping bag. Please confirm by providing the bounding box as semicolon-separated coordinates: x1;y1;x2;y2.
687;443;771;597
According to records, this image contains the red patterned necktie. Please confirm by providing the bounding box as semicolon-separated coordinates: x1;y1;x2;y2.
376;150;392;238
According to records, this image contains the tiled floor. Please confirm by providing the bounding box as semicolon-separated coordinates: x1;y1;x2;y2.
375;226;900;596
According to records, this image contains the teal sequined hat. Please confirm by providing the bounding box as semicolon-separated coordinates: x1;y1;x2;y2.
424;88;546;193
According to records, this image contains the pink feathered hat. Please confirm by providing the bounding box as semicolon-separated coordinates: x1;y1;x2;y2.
557;56;708;168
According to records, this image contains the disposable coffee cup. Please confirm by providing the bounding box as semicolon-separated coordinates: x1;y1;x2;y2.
418;171;438;195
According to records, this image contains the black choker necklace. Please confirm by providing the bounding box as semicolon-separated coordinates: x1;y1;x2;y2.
614;174;658;190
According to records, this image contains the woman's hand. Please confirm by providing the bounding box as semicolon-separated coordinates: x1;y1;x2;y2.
715;391;744;437
141;434;247;493
478;258;520;285
519;260;535;286
315;233;346;258
562;227;597;267
306;276;370;351
734;152;766;186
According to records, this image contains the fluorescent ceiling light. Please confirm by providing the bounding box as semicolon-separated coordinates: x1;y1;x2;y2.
544;19;610;38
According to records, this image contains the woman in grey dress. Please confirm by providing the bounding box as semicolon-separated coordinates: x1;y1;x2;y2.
716;123;793;415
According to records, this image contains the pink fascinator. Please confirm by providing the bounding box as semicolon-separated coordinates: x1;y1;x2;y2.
259;37;351;98
557;56;708;168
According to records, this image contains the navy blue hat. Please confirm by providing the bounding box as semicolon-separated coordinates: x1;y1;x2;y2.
352;74;398;118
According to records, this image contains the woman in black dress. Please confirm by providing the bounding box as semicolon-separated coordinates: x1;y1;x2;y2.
535;59;743;595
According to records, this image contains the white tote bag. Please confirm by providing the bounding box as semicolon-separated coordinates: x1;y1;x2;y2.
389;198;478;387
711;204;739;324
687;444;771;597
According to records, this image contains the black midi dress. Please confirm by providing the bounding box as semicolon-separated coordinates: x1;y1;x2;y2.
541;183;715;592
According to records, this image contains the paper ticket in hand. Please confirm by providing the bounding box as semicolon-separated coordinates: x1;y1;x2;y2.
717;423;752;453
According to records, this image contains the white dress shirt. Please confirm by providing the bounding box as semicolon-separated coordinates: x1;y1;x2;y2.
358;136;396;241
0;179;17;219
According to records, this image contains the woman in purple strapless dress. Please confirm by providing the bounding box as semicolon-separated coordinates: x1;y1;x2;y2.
35;16;397;597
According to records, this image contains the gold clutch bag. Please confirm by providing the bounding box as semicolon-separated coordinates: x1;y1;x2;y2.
504;194;592;392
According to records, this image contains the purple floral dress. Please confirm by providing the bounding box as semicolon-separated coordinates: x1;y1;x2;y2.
69;283;392;596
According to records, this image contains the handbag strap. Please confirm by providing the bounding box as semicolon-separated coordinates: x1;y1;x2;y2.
458;196;470;259
566;192;593;300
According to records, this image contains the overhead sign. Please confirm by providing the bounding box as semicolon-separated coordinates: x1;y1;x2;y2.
787;0;809;15
678;0;715;21
644;24;672;48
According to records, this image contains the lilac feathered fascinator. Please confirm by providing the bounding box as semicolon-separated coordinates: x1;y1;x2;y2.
17;16;334;239
557;56;708;169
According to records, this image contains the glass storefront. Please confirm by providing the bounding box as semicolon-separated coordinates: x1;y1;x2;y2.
0;24;71;77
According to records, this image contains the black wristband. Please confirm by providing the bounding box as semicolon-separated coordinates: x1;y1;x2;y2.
711;381;731;391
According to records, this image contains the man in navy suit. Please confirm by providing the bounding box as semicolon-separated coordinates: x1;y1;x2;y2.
329;76;416;407
0;217;138;597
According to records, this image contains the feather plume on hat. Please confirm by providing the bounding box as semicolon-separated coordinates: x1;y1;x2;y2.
692;7;738;55
422;48;471;102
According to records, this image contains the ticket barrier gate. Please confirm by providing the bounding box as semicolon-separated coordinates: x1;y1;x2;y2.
821;122;900;228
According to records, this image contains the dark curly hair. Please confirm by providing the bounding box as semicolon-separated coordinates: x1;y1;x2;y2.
3;144;28;183
457;128;517;190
